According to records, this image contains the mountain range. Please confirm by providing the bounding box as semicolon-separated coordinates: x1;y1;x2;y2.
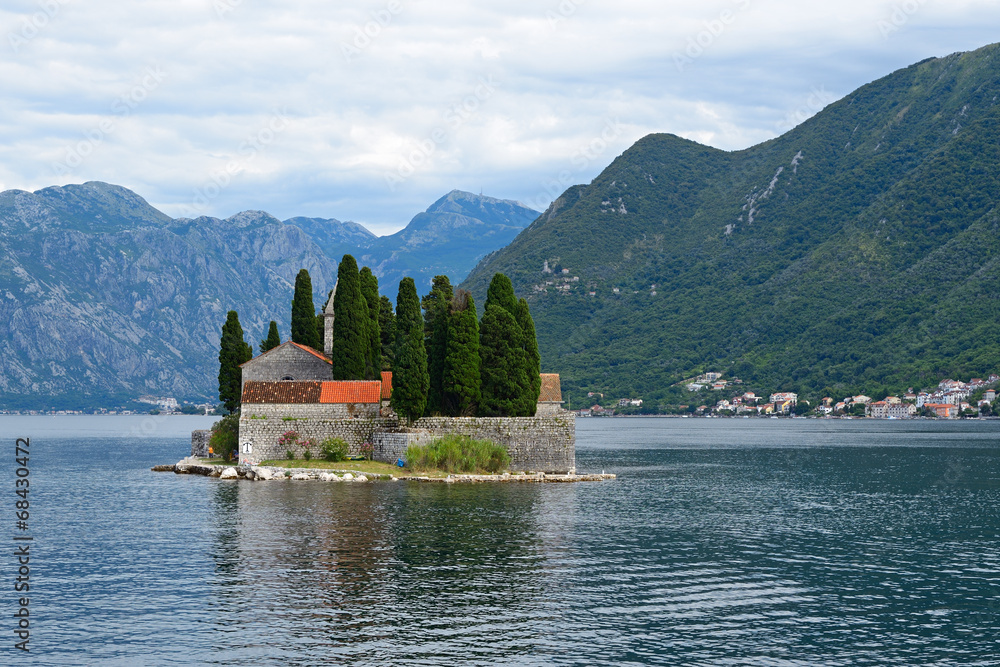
463;43;1000;407
0;184;536;409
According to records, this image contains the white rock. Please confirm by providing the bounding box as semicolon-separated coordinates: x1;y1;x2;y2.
342;473;354;480
291;473;311;481
355;475;368;483
255;468;272;481
219;467;238;480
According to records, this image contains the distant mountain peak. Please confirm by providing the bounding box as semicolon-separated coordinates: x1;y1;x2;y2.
225;210;282;229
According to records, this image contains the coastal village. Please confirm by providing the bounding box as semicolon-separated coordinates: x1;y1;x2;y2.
579;373;1000;419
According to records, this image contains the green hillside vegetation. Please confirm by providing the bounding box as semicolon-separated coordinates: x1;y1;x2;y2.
463;44;1000;408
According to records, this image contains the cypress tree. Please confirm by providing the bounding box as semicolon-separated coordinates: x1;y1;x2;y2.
359;267;382;380
218;310;253;414
485;272;517;316
392;278;429;422
515;298;541;416
331;255;371;380
291;269;321;350
395;277;422;348
379;295;395;370
443;290;481;416
259;320;281;353
422;275;453;416
479;304;527;417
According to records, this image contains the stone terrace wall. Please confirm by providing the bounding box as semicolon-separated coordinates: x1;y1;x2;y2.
242;402;379;421
239;414;397;464
235;409;576;472
374;415;576;474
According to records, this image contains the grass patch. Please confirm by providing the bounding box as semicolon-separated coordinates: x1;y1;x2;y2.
404;435;510;474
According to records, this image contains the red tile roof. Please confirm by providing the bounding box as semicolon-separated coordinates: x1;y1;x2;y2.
319;381;382;404
381;371;393;400
239;341;331;368
242;381;322;404
242;380;381;404
538;373;562;403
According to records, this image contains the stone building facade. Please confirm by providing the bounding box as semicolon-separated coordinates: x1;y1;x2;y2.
239;342;332;393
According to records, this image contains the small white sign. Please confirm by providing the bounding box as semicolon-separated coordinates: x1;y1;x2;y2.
242;441;253;454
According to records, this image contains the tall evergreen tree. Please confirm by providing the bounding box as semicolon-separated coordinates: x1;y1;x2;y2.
392;278;429;422
485;272;517;316
259;320;281;353
515;298;541;416
379;295;396;370
359;267;382;380
291;268;321;350
443;290;481;416
479;304;527;417
218;310;253;414
331;255;371;380
395;277;422;348
422;275;453;416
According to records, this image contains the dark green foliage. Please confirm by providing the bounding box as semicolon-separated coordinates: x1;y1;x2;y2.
259;321;281;353
462;44;1000;402
291;269;321;350
321;437;350;462
394;278;422;347
485;273;517;316
422;275;454;415
392;277;429;422
379;295;396;370
404;434;509;474
359;267;382;380
479;304;528;416
443;290;481;416
392;320;429;423
331;255;371;380
209;413;240;461
217;310;252;414
515;298;541;416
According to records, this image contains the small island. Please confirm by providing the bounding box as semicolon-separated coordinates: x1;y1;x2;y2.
164;261;614;483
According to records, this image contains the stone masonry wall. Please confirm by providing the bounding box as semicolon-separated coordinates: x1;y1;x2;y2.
374;415;576;473
242;402;379;421
236;408;575;472
241;344;332;395
191;429;212;457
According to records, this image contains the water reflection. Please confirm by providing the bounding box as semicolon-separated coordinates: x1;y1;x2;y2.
205;480;551;662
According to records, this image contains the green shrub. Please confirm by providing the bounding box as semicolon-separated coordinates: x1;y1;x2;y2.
303;450;312;461
404;434;509;474
321;437;350;462
285;449;295;460
209;413;240;461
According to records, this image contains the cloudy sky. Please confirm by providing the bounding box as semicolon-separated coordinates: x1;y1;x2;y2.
2;1;999;234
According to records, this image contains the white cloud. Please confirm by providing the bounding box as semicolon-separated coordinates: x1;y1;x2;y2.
0;0;998;233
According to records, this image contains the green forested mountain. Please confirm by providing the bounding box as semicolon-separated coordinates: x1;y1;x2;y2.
463;44;1000;405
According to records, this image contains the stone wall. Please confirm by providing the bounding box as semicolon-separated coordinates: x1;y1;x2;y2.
238;410;394;464
374;415;576;473
235;408;576;473
191;429;212;457
242;402;380;421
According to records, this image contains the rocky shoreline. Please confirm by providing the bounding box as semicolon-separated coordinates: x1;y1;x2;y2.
153;458;616;484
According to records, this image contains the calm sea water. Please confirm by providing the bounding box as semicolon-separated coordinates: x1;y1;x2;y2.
3;415;999;666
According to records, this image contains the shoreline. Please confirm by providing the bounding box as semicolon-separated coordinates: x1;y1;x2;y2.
154;458;616;484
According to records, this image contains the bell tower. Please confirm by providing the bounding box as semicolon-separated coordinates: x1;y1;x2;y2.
323;282;337;356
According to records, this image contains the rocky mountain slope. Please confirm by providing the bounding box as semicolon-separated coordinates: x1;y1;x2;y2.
463;43;1000;405
0;183;535;408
